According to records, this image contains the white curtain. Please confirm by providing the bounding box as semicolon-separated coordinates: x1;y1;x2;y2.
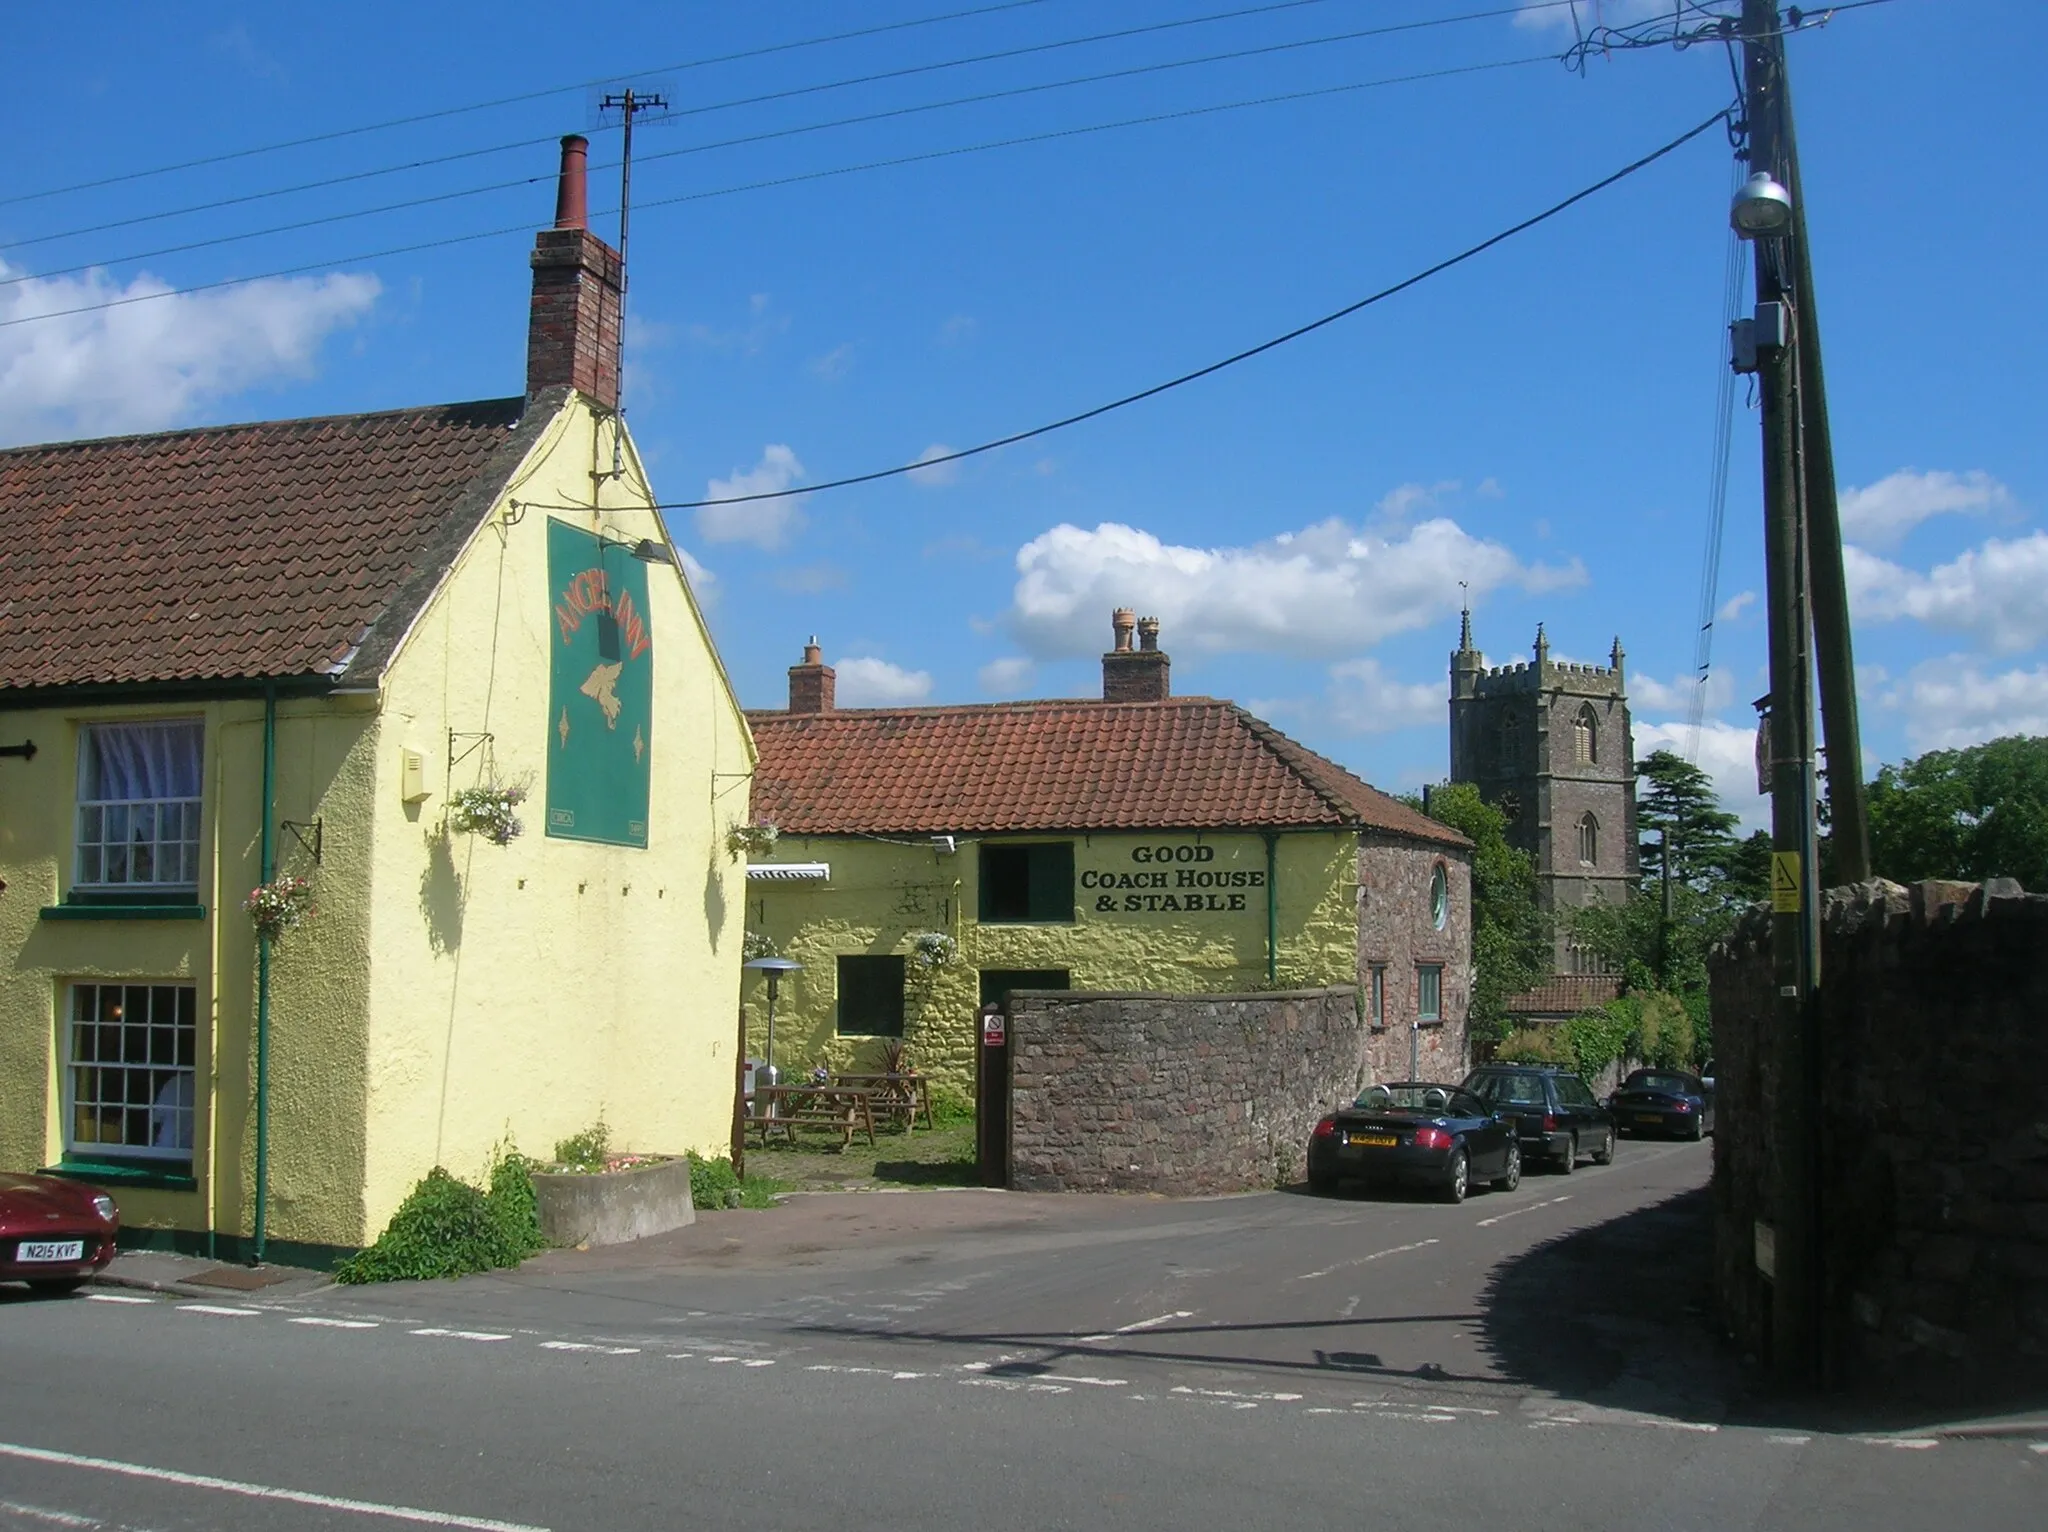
79;721;202;802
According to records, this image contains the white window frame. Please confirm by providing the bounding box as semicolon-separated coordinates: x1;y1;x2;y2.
63;982;199;1163
1578;812;1600;867
1417;964;1443;1026
1429;863;1450;930
74;720;204;894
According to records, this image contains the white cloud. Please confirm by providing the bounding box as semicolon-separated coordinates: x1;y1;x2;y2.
1717;589;1757;623
1005;516;1582;660
674;546;718;608
1322;658;1443;735
835;656;933;707
807;343;854;382
1881;657;2048;751
1628;669;1737;714
978;656;1037;695
1375;479;1460;520
907;443;959;488
1839;468;2013;551
1846;532;2048;653
0;259;379;446
697;444;806;551
1633;717;1769;832
1514;0;1665;30
936;314;977;346
686;292;789;355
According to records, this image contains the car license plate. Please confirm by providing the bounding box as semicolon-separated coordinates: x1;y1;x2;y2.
18;1240;85;1263
1636;1114;1663;1125
1349;1133;1398;1148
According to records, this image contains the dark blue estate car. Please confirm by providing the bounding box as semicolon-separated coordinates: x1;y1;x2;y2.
1307;1083;1521;1204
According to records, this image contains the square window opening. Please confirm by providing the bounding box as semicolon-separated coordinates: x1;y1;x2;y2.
65;982;197;1164
75;721;203;895
1417;963;1444;1026
836;955;907;1038
977;842;1074;924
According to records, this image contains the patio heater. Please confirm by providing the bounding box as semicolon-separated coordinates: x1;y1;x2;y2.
742;956;803;1095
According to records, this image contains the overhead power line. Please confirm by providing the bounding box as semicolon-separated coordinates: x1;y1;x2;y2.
3;4;1563;285
0;0;1065;209
0;51;1559;332
519;105;1736;514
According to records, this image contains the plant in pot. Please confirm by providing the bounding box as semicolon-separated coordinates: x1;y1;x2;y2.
448;782;527;846
725;820;779;862
243;874;316;939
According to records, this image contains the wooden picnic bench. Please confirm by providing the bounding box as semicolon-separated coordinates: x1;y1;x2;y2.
746;1085;878;1148
830;1072;935;1131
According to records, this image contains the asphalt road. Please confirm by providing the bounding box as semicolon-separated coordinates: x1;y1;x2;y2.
1;1139;2041;1531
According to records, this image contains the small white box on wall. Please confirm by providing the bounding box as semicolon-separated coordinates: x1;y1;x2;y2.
400;748;430;804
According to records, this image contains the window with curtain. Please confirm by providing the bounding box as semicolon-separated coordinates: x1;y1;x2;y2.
1578;812;1600;867
1417;964;1443;1025
1574;704;1599;765
76;720;204;891
66;983;197;1162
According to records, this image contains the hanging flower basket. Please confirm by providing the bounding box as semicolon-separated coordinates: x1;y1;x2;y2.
741;930;777;962
726;820;779;862
910;931;958;971
244;874;315;939
449;784;526;845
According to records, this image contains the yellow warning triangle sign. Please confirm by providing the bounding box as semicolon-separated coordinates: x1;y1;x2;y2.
1771;851;1802;913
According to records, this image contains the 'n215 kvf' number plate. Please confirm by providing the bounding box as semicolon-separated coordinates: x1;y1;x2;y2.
17;1240;85;1263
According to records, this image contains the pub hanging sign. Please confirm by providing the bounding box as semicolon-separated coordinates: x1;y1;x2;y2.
545;519;654;848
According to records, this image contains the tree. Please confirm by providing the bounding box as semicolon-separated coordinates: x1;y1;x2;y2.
1414;783;1549;1049
1868;735;2048;890
1636;749;1739;885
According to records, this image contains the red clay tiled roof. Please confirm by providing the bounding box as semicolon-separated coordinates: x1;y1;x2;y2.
1503;975;1623;1016
0;396;542;693
746;699;1467;846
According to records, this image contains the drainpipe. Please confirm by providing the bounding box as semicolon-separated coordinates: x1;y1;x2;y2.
1263;832;1279;985
253;685;276;1265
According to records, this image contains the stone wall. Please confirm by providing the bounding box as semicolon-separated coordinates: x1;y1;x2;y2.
1006;986;1365;1194
1709;879;2048;1399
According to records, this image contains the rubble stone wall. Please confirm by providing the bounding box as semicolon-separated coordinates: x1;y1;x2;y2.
1006;987;1365;1194
1709;878;2048;1398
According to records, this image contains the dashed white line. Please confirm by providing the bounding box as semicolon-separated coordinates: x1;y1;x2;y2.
961;1377;1070;1395
538;1341;640;1355
1079;1309;1193;1342
290;1316;378;1330
0;1442;549;1532
1171;1385;1302;1404
179;1304;260;1317
83;1293;153;1305
1855;1436;1937;1451
410;1328;510;1342
2029;1443;2047;1456
1476;1195;1573;1228
1769;1434;1812;1446
1296;1239;1439;1281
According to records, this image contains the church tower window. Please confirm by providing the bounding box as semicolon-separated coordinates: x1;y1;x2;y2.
1578;812;1599;867
1574;704;1599;765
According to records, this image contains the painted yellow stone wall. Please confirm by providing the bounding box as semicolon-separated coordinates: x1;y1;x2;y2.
0;395;753;1252
359;396;753;1237
742;830;1364;1088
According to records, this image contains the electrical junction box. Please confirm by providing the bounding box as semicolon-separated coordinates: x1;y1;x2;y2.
1729;318;1758;375
400;748;430;804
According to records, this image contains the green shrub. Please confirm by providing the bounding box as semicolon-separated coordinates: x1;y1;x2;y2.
334;1149;545;1284
553;1120;610;1172
928;1083;975;1126
1493;1027;1572;1065
684;1151;788;1210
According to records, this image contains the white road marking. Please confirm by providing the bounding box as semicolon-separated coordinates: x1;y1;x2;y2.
179;1304;260;1317
410;1328;510;1342
1079;1309;1193;1342
0;1499;120;1528
805;1364;926;1380
290;1317;378;1330
960;1377;1070;1395
538;1342;639;1355
0;1442;549;1532
1769;1434;1812;1446
1338;1295;1361;1319
2029;1443;2047;1456
1296;1239;1439;1281
1476;1195;1573;1228
706;1355;774;1367
83;1293;153;1306
1855;1436;1937;1450
1171;1386;1302;1403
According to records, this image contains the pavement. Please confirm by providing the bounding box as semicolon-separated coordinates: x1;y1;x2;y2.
5;1141;2033;1530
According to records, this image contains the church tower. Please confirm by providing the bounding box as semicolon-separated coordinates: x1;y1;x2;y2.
1449;614;1639;973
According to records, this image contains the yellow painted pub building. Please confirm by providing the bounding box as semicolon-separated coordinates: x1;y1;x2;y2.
0;136;752;1264
743;615;1474;1090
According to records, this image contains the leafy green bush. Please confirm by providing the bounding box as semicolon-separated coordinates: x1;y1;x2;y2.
1563;1002;1638;1084
684;1151;788;1210
928;1083;975;1127
1492;1027;1572;1065
553;1120;610;1172
334;1150;545;1284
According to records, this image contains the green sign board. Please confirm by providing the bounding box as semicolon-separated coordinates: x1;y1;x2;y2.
545;519;653;848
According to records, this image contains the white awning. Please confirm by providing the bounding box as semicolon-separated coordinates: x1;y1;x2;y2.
746;862;830;882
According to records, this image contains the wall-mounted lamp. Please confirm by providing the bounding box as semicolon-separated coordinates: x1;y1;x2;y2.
931;835;957;855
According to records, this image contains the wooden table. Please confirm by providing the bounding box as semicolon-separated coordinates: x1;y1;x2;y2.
747;1085;878;1148
832;1072;935;1131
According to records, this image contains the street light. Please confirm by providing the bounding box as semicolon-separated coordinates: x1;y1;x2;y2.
742;956;803;1090
1730;170;1793;239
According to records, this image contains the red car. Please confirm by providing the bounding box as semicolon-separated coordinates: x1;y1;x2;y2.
0;1173;119;1295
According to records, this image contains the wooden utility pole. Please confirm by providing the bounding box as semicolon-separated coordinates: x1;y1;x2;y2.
598;88;668;478
1742;0;1822;1391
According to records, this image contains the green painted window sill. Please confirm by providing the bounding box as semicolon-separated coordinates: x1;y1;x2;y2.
42;1159;198;1192
41;903;205;922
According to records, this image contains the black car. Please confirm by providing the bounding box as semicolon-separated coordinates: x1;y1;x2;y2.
1610;1068;1715;1139
1307;1082;1521;1204
1462;1064;1615;1173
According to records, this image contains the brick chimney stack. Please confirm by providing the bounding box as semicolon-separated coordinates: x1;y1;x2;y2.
1102;610;1170;702
526;134;623;409
788;636;836;713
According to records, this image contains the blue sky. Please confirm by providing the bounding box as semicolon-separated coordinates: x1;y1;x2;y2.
4;1;2040;827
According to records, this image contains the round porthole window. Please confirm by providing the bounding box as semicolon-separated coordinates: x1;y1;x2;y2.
1430;863;1449;930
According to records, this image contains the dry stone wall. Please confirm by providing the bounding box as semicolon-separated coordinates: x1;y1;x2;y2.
1709;878;2048;1400
1006;986;1366;1194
